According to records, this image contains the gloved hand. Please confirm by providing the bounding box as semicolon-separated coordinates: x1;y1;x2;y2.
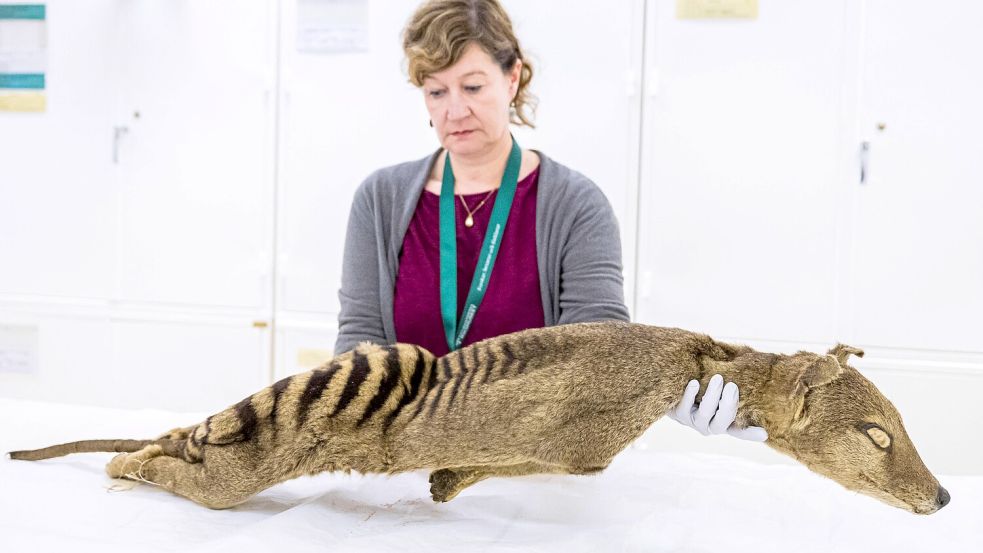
668;374;768;442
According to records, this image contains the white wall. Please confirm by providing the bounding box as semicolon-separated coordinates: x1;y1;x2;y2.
0;0;980;474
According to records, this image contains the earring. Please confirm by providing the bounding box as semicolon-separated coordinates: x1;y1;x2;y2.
429;119;433;127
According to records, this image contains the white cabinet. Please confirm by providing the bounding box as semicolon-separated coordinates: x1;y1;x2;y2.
635;0;983;356
276;0;432;316
635;0;847;345
0;1;275;409
849;0;983;353
0;0;117;300
113;0;276;310
507;0;645;311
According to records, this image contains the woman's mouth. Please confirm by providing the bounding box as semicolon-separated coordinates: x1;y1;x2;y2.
451;130;474;137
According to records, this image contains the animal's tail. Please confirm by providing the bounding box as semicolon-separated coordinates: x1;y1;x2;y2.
8;438;183;461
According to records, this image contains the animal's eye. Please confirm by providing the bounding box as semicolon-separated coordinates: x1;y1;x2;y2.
861;423;892;451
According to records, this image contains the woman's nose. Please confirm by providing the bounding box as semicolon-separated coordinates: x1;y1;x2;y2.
446;95;470;120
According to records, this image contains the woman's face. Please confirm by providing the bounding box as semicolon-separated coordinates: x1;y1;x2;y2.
422;42;521;158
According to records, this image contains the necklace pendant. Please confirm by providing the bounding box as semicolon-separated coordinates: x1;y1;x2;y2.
465;215;474;228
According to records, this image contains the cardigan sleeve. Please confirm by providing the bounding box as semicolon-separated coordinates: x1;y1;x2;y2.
334;179;389;355
556;183;631;325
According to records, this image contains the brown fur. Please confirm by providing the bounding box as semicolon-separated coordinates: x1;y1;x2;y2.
7;322;949;514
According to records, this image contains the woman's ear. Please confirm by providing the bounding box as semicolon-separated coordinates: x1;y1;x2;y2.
509;58;522;97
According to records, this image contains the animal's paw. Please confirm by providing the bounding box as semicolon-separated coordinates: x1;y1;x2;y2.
106;445;164;481
429;468;466;503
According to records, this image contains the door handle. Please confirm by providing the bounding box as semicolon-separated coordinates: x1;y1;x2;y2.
860;140;870;185
113;125;129;164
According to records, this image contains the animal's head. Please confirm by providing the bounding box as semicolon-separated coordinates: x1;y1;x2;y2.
761;344;949;515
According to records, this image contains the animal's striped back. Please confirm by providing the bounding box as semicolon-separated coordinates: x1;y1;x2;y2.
185;330;555;455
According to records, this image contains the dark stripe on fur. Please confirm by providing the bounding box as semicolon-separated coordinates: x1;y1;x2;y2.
331;351;371;417
201;416;213;445
470;347;480;374
408;352;438;424
460;347;484;404
446;348;471;408
514;357;528;375
234;397;259;442
445;373;465;411
502;342;520;379
427;382;447;418
297;364;340;428
456;349;467;373
269;375;292;428
383;346;428;433
357;347;402;427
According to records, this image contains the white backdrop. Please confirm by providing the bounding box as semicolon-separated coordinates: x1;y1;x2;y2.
0;0;980;475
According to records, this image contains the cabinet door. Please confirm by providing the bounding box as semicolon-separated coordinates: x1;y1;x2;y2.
507;0;645;311
113;0;275;309
635;0;847;343
277;0;432;315
0;0;116;300
851;0;983;352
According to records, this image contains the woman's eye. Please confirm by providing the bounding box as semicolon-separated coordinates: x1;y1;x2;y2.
464;85;483;93
428;90;445;98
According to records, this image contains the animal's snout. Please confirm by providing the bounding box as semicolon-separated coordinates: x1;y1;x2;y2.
937;486;950;509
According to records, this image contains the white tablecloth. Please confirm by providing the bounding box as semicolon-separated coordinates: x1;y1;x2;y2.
1;398;979;553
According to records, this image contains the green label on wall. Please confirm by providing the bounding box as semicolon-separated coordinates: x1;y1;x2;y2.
0;4;45;19
0;73;44;89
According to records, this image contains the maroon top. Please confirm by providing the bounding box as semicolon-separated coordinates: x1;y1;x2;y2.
393;166;545;357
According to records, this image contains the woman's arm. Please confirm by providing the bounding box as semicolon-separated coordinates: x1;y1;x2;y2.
556;184;631;325
334;180;388;355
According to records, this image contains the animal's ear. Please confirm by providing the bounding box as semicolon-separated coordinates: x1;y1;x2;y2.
827;343;864;366
798;354;843;389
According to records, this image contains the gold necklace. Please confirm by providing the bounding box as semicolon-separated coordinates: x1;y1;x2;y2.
458;189;496;228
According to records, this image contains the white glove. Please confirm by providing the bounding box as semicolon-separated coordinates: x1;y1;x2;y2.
668;374;768;442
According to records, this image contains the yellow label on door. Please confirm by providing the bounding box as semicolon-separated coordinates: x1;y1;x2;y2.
0;92;46;112
677;0;758;19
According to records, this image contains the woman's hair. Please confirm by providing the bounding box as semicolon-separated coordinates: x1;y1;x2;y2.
402;0;537;128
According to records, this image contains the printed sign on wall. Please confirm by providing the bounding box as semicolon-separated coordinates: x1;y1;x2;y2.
0;4;47;112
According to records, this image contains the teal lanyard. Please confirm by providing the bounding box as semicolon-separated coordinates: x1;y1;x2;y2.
439;137;522;351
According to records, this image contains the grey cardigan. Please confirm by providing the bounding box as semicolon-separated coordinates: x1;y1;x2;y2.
334;148;630;355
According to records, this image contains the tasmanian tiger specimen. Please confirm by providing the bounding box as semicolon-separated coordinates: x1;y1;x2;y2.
8;321;950;514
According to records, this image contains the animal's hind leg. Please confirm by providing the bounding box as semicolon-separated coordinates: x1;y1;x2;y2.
106;444;168;479
107;444;275;509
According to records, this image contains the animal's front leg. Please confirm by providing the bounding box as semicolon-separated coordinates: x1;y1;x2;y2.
428;461;565;502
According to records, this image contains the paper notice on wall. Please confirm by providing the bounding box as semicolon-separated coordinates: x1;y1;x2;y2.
677;0;758;19
297;0;368;54
0;3;46;112
0;324;39;374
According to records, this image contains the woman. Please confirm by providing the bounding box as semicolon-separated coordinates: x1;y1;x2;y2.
335;0;766;442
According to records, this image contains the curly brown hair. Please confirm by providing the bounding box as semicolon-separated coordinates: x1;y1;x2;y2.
402;0;537;128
